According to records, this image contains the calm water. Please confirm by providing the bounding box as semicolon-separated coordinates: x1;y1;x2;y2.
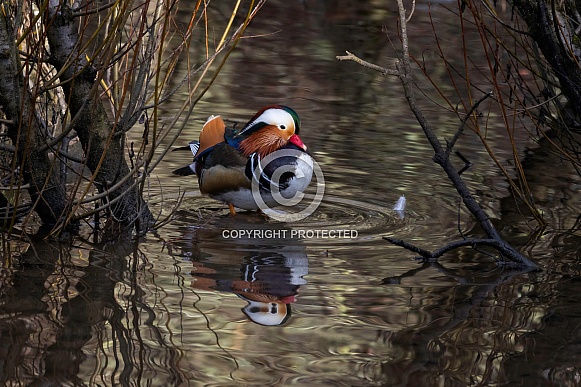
2;1;581;386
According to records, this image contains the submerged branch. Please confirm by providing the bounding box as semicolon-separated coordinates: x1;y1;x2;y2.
383;237;535;268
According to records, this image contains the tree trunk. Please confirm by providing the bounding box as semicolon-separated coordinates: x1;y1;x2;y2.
512;0;581;123
44;1;154;234
0;11;70;227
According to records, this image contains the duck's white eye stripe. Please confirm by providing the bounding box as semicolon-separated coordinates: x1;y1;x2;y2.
243;109;293;134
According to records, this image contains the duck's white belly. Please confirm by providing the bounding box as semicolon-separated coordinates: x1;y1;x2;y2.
214;189;259;210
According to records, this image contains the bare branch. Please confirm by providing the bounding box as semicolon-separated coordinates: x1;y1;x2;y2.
335;0;539;268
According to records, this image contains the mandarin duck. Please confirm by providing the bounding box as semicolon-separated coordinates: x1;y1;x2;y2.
173;105;313;215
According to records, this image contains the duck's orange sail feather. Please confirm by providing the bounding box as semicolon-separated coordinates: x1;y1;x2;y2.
197;115;226;157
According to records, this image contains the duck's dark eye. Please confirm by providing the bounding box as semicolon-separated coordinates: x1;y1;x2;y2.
280;125;286;130
270;303;278;314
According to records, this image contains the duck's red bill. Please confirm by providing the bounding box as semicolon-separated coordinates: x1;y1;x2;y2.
289;134;307;151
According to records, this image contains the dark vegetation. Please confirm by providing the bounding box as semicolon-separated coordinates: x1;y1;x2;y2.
0;0;264;239
339;0;581;267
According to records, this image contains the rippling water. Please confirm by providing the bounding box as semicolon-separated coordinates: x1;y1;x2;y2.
1;1;581;386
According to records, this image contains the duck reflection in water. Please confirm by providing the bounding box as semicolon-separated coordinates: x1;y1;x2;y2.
190;250;307;326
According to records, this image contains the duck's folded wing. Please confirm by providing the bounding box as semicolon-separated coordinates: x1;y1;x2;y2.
199;165;251;194
172;163;197;176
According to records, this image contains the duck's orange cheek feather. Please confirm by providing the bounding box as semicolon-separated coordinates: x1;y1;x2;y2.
239;126;289;157
282;125;295;140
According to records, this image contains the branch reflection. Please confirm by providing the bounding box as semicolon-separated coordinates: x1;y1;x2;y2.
0;236;186;385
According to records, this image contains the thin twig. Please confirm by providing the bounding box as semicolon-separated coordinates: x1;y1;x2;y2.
336;51;399;76
406;0;416;23
446;91;493;155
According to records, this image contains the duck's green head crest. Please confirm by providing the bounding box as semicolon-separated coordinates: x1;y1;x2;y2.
281;105;301;134
238;105;301;137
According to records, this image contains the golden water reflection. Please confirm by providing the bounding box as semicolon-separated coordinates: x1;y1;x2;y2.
3;230;578;385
